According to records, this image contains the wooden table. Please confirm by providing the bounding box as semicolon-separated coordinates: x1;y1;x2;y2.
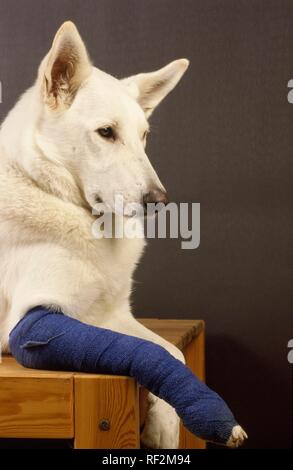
0;319;205;449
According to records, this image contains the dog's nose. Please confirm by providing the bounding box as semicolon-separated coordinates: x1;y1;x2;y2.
143;189;169;212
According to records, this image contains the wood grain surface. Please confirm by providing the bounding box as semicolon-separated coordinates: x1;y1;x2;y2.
74;374;140;449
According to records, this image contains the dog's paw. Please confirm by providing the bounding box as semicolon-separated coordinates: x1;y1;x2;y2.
226;425;248;448
140;396;180;449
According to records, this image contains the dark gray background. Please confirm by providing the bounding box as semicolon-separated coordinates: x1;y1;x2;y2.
0;0;292;449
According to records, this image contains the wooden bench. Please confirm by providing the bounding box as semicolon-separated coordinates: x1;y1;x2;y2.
0;319;205;449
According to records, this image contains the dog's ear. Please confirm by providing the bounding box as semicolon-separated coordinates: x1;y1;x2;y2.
122;59;189;118
42;21;92;109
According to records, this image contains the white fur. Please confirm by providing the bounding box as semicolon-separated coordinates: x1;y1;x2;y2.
0;21;188;448
227;425;248;448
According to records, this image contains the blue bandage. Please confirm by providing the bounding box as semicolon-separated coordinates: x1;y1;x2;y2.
9;307;237;444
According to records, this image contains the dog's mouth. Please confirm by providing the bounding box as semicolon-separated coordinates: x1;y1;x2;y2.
93;195;167;218
93;195;137;218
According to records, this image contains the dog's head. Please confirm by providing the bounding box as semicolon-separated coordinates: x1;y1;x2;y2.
36;21;189;213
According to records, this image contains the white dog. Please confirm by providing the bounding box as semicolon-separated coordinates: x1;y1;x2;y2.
0;22;245;448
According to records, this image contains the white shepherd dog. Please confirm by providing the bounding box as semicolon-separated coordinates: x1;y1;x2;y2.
0;22;245;448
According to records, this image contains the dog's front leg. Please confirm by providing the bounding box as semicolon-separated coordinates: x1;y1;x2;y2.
100;315;185;449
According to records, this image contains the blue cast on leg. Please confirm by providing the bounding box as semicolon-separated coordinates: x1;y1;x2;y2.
9;306;238;444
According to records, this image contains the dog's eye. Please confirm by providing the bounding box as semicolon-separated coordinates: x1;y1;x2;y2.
97;127;115;140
